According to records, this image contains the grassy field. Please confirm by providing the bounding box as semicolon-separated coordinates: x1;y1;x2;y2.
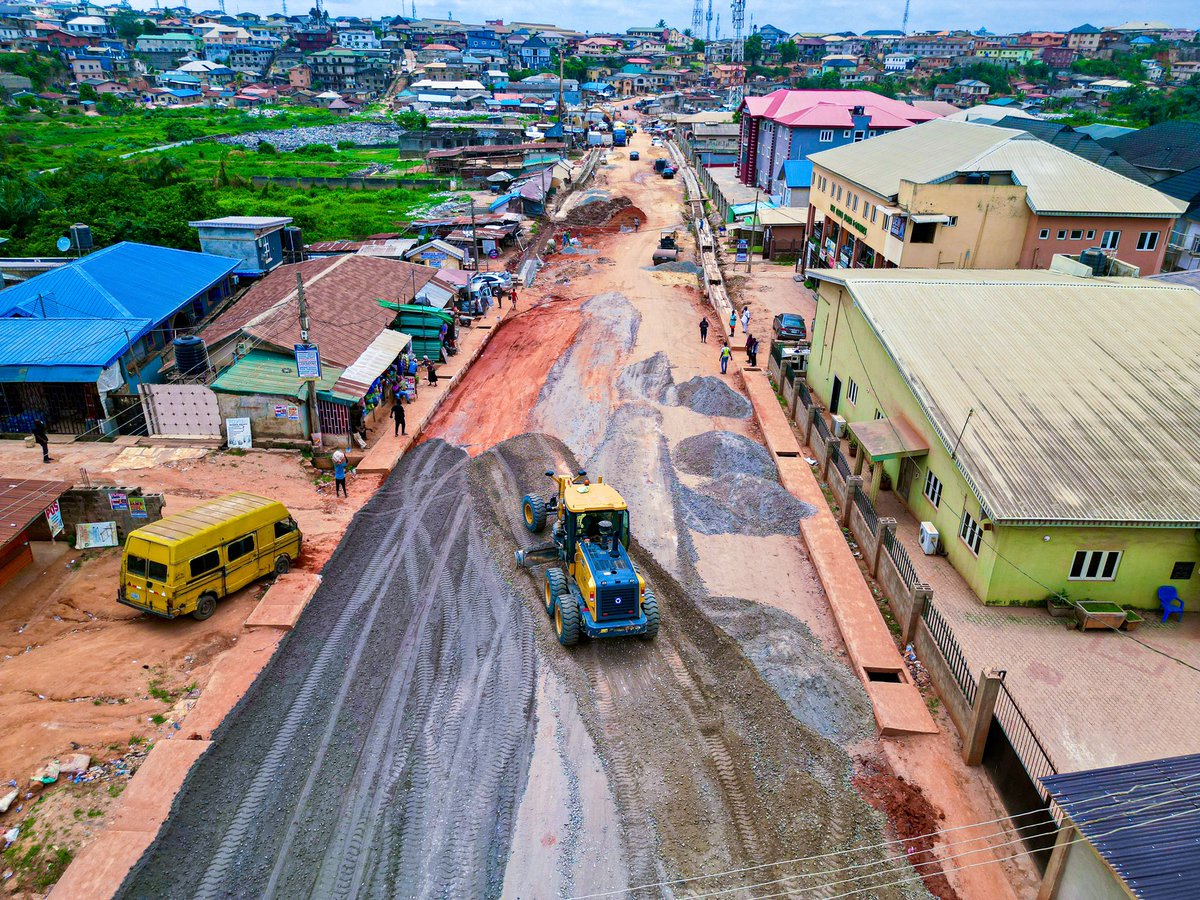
1;107;354;170
0;108;466;252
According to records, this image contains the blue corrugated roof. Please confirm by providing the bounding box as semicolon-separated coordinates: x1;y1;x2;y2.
1041;753;1200;899
489;193;520;210
0;317;149;380
781;159;814;189
0;242;236;330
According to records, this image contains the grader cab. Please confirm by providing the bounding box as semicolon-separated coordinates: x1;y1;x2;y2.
516;470;659;645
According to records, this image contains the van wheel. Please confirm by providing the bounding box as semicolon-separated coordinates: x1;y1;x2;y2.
192;593;217;622
274;555;291;576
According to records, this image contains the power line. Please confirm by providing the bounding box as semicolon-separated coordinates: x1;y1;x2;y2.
683;777;1200;900
567;772;1200;900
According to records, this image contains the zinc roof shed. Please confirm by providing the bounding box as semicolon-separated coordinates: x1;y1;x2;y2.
1041;753;1200;899
211;348;344;401
806;268;1200;526
0;318;151;382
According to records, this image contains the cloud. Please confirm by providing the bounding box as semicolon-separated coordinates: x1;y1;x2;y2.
147;0;1195;36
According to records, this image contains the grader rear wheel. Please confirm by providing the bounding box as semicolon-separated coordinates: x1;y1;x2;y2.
544;568;566;617
522;494;547;533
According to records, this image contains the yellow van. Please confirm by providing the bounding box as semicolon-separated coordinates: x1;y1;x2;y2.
117;493;302;621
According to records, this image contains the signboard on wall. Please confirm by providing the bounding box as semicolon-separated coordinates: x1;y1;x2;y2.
294;344;322;380
76;522;118;549
45;501;63;538
226;417;253;449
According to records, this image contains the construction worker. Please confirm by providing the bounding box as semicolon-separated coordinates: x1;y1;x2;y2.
699;317;709;343
719;342;732;375
633;216;640;231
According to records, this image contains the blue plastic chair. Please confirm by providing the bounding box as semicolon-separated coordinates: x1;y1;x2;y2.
1158;586;1184;623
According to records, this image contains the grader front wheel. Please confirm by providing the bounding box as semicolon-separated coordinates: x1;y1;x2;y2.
522;494;547;533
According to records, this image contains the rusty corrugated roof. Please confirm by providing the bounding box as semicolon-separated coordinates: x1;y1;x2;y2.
201;256;436;368
0;478;72;548
810;268;1200;525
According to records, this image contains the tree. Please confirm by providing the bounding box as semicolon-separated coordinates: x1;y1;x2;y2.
110;9;150;43
818;70;842;89
744;33;763;66
692;38;705;54
77;82;98;102
655;19;667;28
777;40;798;64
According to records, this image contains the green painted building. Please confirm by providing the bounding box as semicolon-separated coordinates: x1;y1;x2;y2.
805;268;1200;609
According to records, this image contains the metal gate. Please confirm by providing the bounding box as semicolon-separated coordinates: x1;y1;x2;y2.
0;382;101;436
140;384;221;437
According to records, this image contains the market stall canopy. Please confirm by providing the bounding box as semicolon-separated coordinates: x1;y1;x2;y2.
331;330;412;402
848;415;929;461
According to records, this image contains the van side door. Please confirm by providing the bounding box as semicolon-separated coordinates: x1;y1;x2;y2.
223;532;259;593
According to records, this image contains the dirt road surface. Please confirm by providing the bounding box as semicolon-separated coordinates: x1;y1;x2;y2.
120;125;1033;899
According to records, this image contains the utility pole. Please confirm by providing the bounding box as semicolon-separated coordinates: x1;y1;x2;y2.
296;272;319;445
470;200;481;272
749;189;759;273
557;51;564;120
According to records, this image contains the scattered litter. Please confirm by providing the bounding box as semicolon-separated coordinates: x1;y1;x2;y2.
59;753;91;776
0;790;16;813
3;829;18;848
30;761;59;785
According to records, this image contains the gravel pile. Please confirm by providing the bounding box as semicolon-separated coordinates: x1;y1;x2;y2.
649;260;702;274
674;431;777;479
672;376;752;419
218;123;408;151
678;474;814;537
616;350;673;402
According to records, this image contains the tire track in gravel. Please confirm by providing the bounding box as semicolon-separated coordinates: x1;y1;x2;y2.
119;440;539;900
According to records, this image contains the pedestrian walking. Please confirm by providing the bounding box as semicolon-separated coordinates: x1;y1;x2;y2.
424;357;439;386
728;310;737;337
511;288;518;310
332;450;348;498
633;216;640;232
699;317;709;343
496;288;503;308
392;399;406;436
741;306;751;334
745;332;755;361
32;419;51;463
719;342;731;375
748;335;759;367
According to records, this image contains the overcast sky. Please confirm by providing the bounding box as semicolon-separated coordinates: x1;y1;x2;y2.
166;0;1196;36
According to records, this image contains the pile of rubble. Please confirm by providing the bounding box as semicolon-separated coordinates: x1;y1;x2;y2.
217;123;408;152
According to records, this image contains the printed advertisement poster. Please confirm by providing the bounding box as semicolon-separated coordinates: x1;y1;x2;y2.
76;522;118;549
108;492;128;511
128;497;148;519
45;501;63;538
226;417;253;449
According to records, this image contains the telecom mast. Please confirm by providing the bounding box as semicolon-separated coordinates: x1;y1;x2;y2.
730;0;744;63
691;0;704;39
705;0;712;43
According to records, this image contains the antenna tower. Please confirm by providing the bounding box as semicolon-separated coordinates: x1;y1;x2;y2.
730;0;744;63
902;0;911;34
715;13;720;41
691;0;704;38
217;0;225;11
705;0;712;43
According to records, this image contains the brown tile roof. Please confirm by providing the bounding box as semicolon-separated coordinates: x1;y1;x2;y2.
201;256;437;367
0;478;72;549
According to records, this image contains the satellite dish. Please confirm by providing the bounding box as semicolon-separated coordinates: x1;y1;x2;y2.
56;237;71;252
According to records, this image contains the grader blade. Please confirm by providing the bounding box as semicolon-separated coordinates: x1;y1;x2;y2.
515;543;559;567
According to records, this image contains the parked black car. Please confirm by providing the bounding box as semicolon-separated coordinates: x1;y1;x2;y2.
772;312;807;341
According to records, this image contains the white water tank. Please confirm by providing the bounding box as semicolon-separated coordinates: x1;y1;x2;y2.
919;522;939;555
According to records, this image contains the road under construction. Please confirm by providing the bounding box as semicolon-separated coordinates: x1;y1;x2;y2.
118;123;1032;900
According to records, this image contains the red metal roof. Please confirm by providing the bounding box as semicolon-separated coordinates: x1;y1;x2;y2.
741;90;941;129
201;256;437;368
0;479;72;549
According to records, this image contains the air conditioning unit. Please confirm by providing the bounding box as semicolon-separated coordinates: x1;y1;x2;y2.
831;414;847;437
919;522;939;555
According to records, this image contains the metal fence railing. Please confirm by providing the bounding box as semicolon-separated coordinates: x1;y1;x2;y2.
882;527;918;590
994;678;1058;799
831;444;850;479
921;596;978;706
797;382;813;411
813;412;832;443
852;486;878;535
